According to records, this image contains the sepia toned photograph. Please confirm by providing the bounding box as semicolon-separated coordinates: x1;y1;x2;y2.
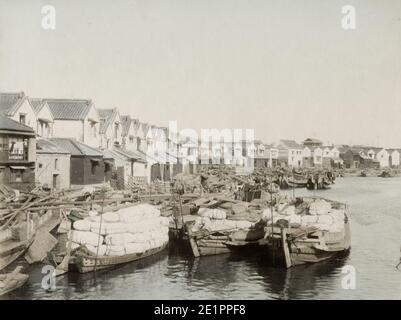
0;0;400;304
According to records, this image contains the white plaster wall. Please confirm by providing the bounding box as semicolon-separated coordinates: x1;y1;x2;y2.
10;99;36;129
36;154;71;189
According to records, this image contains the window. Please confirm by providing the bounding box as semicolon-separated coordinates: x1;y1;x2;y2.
0;137;7;151
19;114;26;125
129;136;134;144
90;121;97;138
38;163;43;169
11;169;24;182
91;161;98;175
104;163;111;173
55;159;58;170
114;123;119;139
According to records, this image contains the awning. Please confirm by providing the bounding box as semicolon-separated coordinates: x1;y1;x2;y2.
90;159;100;163
10;166;26;170
104;160;114;165
38;118;53;123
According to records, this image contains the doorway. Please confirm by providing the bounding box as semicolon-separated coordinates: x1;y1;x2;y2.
52;174;60;190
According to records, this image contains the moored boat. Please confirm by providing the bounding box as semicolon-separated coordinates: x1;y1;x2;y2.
52;203;170;273
261;197;351;268
72;242;168;273
0;266;29;296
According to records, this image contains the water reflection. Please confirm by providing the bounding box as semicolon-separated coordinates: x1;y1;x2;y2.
255;252;350;299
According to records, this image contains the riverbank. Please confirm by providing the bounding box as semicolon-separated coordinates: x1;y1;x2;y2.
341;168;401;177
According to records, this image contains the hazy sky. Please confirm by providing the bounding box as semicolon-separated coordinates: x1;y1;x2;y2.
1;0;400;147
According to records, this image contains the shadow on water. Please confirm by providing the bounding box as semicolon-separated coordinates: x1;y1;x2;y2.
254;251;350;299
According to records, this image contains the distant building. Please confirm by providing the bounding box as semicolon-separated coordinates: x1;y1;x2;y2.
36;139;71;190
322;146;343;168
253;142;271;168
340;148;379;169
46;98;100;149
50;138;111;187
274;139;303;168
98;108;122;150
28;98;54;138
0;92;37;129
303;138;323;149
376;149;390;168
0;115;36;190
388;149;401;167
121;115;140;151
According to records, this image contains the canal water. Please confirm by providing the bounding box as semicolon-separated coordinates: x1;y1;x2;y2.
2;177;401;300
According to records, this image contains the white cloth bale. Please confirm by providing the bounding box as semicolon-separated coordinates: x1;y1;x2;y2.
73;220;91;231
66;242;81;250
301;215;318;225
198;208;226;220
318;215;334;225
105;223;128;234
125;243;145;254
90;222;107;235
70;230;103;247
88;210;98;217
289;214;302;227
102;212;120;223
120;204;161;222
88;216;101;223
159;216;170;227
309;200;331;215
236;220;253;229
105;233;137;246
86;244;107;256
106;245;126;256
329;209;345;222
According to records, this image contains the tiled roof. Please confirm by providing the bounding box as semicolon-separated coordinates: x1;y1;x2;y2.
113;147;147;163
28;98;45;114
49;138;103;157
120;115;131;137
36;139;70;154
98;108;117;134
303;138;322;145
140;122;149;136
45;99;92;120
279;139;302;149
0;114;35;135
0;92;25;116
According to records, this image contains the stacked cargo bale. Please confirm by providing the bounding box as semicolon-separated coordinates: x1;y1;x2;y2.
68;204;169;256
191;207;254;233
262;199;346;233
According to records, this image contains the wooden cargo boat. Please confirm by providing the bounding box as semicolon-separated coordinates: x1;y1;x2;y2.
185;223;264;257
0;237;34;272
262;199;351;268
70;242;168;273
0;266;29;296
287;177;307;188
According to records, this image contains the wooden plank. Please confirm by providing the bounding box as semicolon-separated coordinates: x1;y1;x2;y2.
25;232;58;264
281;228;292;268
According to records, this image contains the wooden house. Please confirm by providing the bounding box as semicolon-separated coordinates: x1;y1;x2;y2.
36;139;71;190
28;98;54;138
46;98;100;149
0;115;36;191
0;92;37;130
98;108;122;150
50;138;111;187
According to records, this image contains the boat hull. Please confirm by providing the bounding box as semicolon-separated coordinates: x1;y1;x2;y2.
74;243;168;273
0;273;29;296
265;213;351;267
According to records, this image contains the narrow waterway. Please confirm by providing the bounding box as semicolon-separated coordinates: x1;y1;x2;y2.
2;177;401;300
